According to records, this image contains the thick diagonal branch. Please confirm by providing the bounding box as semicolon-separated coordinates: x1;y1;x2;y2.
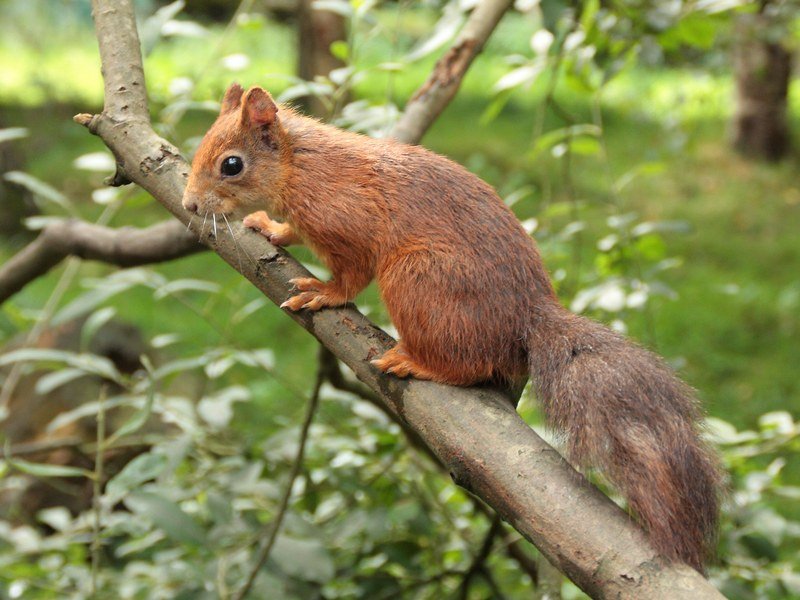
0;219;202;303
76;1;724;598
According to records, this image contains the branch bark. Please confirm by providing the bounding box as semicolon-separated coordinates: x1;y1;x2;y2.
73;1;724;597
0;219;202;303
391;0;513;144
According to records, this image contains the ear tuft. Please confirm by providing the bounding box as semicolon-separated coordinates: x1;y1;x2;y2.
242;87;278;127
221;83;244;115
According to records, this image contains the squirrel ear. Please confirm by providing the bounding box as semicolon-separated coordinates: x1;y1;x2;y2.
221;83;244;115
242;87;278;128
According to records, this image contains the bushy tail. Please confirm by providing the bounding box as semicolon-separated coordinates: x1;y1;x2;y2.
527;303;722;573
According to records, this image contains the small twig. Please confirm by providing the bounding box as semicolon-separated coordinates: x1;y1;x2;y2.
6;437;86;457
458;514;501;600
8;437;153;460
376;569;464;600
91;386;107;595
231;351;324;600
479;566;508;600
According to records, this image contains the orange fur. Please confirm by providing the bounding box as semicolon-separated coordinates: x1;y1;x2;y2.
183;84;722;572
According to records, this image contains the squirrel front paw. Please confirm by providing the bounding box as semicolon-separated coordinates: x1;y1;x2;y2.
243;211;298;246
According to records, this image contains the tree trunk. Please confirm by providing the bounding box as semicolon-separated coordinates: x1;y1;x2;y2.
296;0;347;117
732;13;793;161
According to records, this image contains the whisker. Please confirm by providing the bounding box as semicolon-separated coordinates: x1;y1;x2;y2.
222;213;244;271
212;214;218;239
186;213;195;232
201;211;209;238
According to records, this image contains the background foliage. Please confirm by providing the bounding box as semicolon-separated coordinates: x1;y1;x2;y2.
0;0;799;598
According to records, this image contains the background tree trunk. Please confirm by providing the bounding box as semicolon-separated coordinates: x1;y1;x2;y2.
297;0;347;116
732;13;793;161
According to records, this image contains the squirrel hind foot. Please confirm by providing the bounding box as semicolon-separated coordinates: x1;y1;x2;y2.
371;345;438;381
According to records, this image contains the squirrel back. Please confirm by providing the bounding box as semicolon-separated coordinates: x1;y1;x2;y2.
184;85;722;572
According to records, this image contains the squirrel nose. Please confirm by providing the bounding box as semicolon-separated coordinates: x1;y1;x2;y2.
184;200;199;214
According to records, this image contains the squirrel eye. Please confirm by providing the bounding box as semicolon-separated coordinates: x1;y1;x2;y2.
221;156;244;177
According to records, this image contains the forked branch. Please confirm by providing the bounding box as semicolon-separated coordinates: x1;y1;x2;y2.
0;219;201;303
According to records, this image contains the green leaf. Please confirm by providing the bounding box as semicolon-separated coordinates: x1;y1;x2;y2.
53;268;166;325
35;368;86;395
6;453;92;479
613;162;666;194
106;379;155;444
659;13;719;51
231;297;267;324
152;355;210;380
206;490;233;525
0;128;28;143
4;171;75;215
493;62;544;93
480;90;511;125
115;531;166;558
569;136;601;156
0;348;122;383
46;394;134;433
329;40;349;62
80;307;117;352
272;535;335;583
634;234;667;261
529;124;601;158
204;355;235;379
740;533;779;561
140;0;185;55
579;0;600;34
312;0;353;17
153;279;220;300
405;2;464;62
106;453;169;503
124;491;206;546
23;216;65;231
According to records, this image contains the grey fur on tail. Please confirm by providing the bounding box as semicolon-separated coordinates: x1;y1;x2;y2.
527;303;722;573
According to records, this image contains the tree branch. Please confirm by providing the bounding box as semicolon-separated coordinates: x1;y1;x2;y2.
0;219;202;304
458;514;502;599
391;0;513;144
75;1;724;597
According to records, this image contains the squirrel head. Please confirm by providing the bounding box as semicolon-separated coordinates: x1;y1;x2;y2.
183;84;289;219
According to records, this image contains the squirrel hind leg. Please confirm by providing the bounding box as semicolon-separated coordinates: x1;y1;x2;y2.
371;343;487;385
371;344;441;381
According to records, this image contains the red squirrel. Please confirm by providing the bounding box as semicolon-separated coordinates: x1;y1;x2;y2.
183;84;721;572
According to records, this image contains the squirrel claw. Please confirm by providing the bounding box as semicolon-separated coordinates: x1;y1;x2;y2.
281;290;343;312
